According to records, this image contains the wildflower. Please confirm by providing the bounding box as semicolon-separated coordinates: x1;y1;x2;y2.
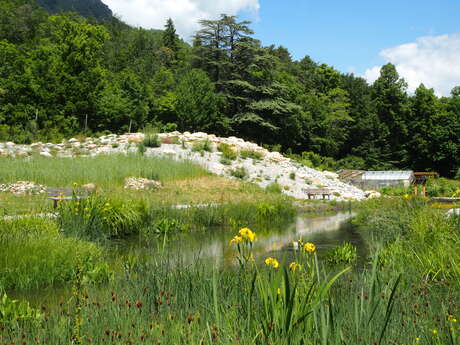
403;194;410;199
303;242;316;253
432;329;438;335
229;236;243;245
277;288;281;295
239;227;256;242
289;262;301;271
265;257;279;269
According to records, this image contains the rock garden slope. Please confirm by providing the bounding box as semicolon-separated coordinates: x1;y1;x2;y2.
0;132;366;200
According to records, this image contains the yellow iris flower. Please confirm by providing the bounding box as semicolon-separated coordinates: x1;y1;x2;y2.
265;257;279;269
289;262;301;271
239;227;256;242
229;236;243;245
303;242;316;253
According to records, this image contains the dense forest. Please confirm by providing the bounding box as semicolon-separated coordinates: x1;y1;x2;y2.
0;0;459;176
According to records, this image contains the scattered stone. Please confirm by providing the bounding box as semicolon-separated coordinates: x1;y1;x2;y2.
447;208;460;217
124;177;162;191
364;190;382;199
0;181;47;195
39;151;53;158
82;183;98;193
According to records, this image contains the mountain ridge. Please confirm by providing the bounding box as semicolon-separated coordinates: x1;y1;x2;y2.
37;0;113;20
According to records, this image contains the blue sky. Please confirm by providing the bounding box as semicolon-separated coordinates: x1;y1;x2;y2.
104;0;460;95
245;0;460;76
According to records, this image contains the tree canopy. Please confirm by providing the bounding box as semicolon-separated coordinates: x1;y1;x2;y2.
0;0;459;177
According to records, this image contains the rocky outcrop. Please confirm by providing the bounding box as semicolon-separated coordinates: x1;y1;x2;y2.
0;181;47;195
0;132;367;200
124;177;162;191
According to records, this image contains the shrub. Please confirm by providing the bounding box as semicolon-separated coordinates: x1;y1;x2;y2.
192;140;213;153
218;143;237;160
230;167;247;179
137;142;146;155
265;182;282;194
325;242;357;265
220;157;233;165
142;125;161;148
240;149;263;160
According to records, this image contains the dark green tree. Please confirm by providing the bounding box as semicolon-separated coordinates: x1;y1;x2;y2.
372;63;410;167
162;18;178;54
175;69;224;132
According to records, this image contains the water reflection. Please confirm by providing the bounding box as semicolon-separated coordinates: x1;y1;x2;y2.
14;212;365;306
114;211;365;267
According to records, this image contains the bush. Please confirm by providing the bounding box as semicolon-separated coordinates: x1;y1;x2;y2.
240;149;263;160
265;182;282;194
192;140;213;153
218;143;237;160
230;167;247;179
220;157;233;165
142;125;161;148
325;242;357;265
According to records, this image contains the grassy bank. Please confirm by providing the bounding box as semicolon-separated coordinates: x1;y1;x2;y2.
0;154;296;216
0;154;296;291
0;218;107;291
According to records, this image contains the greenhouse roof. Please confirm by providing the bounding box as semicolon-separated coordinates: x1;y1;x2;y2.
361;171;414;181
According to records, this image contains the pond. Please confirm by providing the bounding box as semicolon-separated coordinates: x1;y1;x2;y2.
111;211;365;267
15;211;366;306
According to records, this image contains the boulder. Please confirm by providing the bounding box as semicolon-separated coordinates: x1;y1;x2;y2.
365;190;382;199
124;177;162;191
39;151;53;158
82;183;98;193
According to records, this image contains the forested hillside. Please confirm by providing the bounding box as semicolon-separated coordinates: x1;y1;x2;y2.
37;0;112;20
0;0;459;176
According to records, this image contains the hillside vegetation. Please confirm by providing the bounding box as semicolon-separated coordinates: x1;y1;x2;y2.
37;0;112;20
0;0;459;177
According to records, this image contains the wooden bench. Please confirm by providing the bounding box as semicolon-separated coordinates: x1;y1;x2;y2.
47;188;88;209
303;188;332;200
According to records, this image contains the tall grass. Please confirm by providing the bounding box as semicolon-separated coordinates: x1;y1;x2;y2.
3;249;458;344
0;154;209;188
0;218;104;291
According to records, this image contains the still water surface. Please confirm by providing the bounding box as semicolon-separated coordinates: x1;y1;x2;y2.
17;211;365;305
111;211;365;266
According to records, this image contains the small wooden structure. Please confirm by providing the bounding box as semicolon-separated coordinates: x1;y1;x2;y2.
338;170;415;189
413;172;439;197
303;188;331;200
47;188;88;208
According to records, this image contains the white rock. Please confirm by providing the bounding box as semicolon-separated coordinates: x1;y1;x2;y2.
39;151;53;157
365;190;382;199
323;171;339;179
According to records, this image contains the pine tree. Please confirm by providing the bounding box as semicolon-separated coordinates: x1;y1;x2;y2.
162;18;178;56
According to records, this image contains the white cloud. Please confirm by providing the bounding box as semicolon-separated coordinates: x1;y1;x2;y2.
102;0;260;41
364;34;460;96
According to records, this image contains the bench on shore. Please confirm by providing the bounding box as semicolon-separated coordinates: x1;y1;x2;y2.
431;197;460;204
47;188;89;208
302;188;332;200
